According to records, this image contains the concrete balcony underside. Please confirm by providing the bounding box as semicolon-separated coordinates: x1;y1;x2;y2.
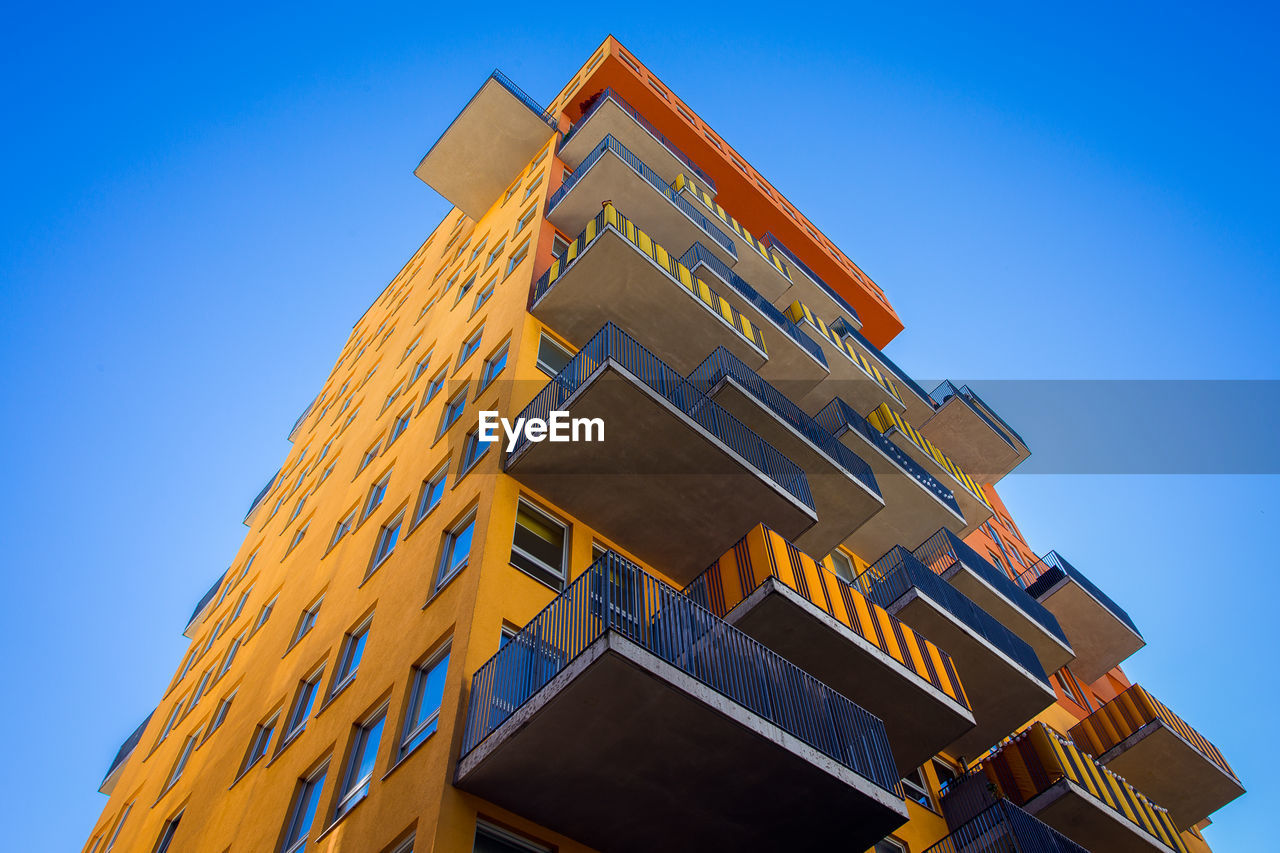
794;330;906;418
1031;573;1144;683
414;75;556;220
531;228;766;373
886;589;1055;759
456;632;908;853
505;363;815;583
1097;722;1245;830
921;395;1025;483
676;186;793;301
703;377;883;557
1023;778;1179;853
878;427;993;536
722;578;975;774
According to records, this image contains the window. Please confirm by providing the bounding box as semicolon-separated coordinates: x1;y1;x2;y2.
289;493;309;521
535;333;572;377
484;238;506;269
479;344;508;390
455;274;477;304
153;814;181;853
333;623;370;693
510;502;568;590
364;472;391;519
415;463;448;523
329;510;356;550
231;587;252;622
901;766;932;809
443;271;459;294
436;514;475;590
932;758;958;797
459;327;483;364
515;205;537;233
217;635;242;679
284;670;323;741
401;337;420;364
438;388;467;437
469;239;486;264
460;427;494;473
163;730;199;792
424;366;448;403
293;600;322;646
381;384;403;413
502;179;522;204
255;597;276;632
522;175;543;200
474;822;551;853
388;407;412;444
244;716;277;770
286;521;309;555
828;550;857;584
334;710;386;819
411;352;433;385
505;240;530;275
401;649;450;756
528;146;549;173
209;693;234;734
873;839;907;853
319;462;336;484
550;235;570;261
105;802;132;851
358;441;382;473
471;278;495;314
370;514;404;572
189;668;212;710
280;766;327;853
158;699;184;744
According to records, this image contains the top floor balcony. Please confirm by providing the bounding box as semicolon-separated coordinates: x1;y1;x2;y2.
415;70;559;219
1019;550;1144;683
1069;684;1243;828
921;380;1030;482
242;468;278;526
183;571;226;638
99;712;152;796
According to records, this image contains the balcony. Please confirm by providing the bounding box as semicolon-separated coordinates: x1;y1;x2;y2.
99;713;152;795
913;528;1075;675
942;722;1188;853
457;553;908;853
684;525;975;774
924;800;1089;853
547;135;738;266
183;571;226;639
762;234;865;332
673;175;795;301
679;243;829;395
414;70;559;219
855;548;1055;759
866;404;995;533
815;398;968;559
1020;551;1144;683
1069;684;1243;828
530;204;767;373
559;87;718;196
242;468;279;526
784;301;907;417
687;348;883;556
921;381;1030;482
505;323;816;582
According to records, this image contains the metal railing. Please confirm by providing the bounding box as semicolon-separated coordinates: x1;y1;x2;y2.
490;69;559;129
101;712;153;788
925;800;1089;853
762;233;864;326
674;176;793;279
506;323;813;511
931;380;1024;450
560;87;717;191
461;552;901;794
687;347;878;496
855;547;1049;684
1020;551;1141;638
814;398;961;515
547;134;737;258
914;528;1070;648
829;316;937;409
867;403;991;506
678;242;826;368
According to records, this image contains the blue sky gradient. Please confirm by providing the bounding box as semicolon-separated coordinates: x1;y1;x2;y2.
1;4;1276;850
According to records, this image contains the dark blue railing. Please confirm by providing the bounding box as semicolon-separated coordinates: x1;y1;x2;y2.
460;552;900;794
547;134;737;258
186;572;226;630
244;470;278;521
101;712;153;788
561;87;717;192
1022;551;1142;638
814;398;961;515
687;347;879;497
914;528;1070;648
490;69;559;129
678;243;827;368
829;316;937;409
762;233;863;325
931;380;1025;450
856;547;1049;684
506;323;813;511
926;800;1089;853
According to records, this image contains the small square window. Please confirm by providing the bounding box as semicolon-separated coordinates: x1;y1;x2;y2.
286;521;309;555
455;274;477;304
332;623;369;695
510;501;568;590
244;716;277;771
369;513;404;574
459;327;484;365
292;600;323;646
209;693;234;735
438;388;467;438
484;239;507;269
364;472;391;519
254;597;276;633
472;278;495;315
334;710;386;819
358;441;382;473
283;669;323;741
436;514;475;590
515;205;537;233
550;235;570;261
536;333;573;377
330;510;356;550
280;765;327;853
401;648;450;756
460;428;494;473
505;241;530;276
522;175;543;201
410;352;433;385
480;343;508;390
425;366;448;403
389;408;412;444
415;463;449;524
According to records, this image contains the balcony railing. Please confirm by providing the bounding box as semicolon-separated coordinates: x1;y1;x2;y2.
507;322;812;511
924;800;1089;853
1020;551;1141;638
490;69;559;129
830;316;938;409
855;547;1048;684
461;551;900;794
814;398;960;515
785;302;904;406
678;243;825;368
867;404;992;506
914;528;1069;647
687;347;878;497
547;134;736;258
560;87;717;191
684;525;968;708
763;232;863;326
931;380;1025;450
674;175;793;281
532;204;767;356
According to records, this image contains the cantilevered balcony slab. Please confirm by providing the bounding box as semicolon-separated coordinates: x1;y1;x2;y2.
547;135;738;267
785;302;908;417
1069;685;1243;828
686;526;975;774
458;556;908;853
856;548;1055;760
815;398;968;559
688;349;883;556
913;528;1075;675
1022;551;1144;683
505;324;815;583
414;71;558;220
530;204;767;374
921;381;1029;482
99;713;151;796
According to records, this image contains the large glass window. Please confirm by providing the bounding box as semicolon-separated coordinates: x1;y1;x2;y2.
280;767;327;853
510;502;568;590
535;333;572;377
334;711;386;819
400;649;450;756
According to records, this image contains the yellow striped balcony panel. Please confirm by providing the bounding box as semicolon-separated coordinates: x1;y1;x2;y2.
942;722;1188;853
920;380;1030;483
672;174;795;301
783;301;908;417
865;403;995;534
531;203;767;373
684;524;975;774
1069;684;1243;828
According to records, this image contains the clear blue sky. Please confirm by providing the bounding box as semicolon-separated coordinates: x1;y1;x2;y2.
2;4;1276;850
